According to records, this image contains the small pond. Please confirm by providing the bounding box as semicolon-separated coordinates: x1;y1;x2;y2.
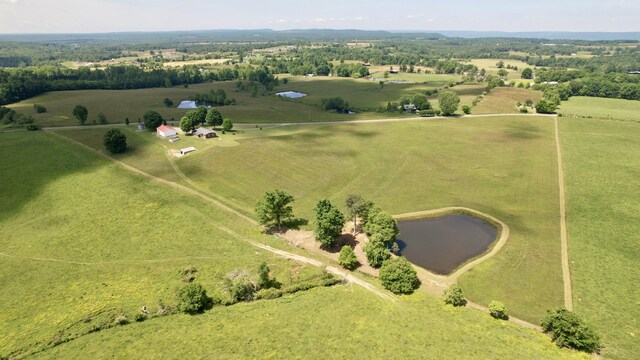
177;100;198;109
276;91;307;99
397;214;498;275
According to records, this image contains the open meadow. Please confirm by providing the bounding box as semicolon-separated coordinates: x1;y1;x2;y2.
0;130;586;359
558;96;640;122
59;115;565;324
462;59;531;80
560;117;640;359
473;87;543;114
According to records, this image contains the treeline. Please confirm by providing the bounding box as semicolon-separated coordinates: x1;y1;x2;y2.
0;64;280;105
534;69;640;100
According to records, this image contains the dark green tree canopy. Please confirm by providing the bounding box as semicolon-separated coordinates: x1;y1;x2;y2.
314;199;345;248
437;91;460;116
364;234;390;268
522;68;534;79
72;105;88;125
338;245;358;270
143;110;163;131
541;307;601;353
255;189;295;228
379;257;420;294
205;107;223;127
103;128;127;154
176;283;210;314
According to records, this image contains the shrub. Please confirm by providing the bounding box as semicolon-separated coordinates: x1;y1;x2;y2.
257;262;275;289
114;315;128;326
163;98;174;107
225;269;257;303
443;284;467;306
535;99;557;114
26;124;40;131
103;128;127;154
97;112;107;124
338;245;358;270
379;257;420;294
256;288;283;300
462;105;471;114
33;104;46;113
134;313;147;322
541;307;601;353
488;300;508;320
176;283;210;314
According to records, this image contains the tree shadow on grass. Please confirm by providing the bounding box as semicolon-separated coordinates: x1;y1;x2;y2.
281;217;308;230
320;233;359;254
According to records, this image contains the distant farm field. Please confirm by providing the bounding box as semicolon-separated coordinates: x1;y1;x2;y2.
473;87;543;114
560;117;640;359
463;58;531;80
558;96;640;122
61;115;565;323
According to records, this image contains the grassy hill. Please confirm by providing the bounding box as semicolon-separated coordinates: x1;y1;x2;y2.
0;131;586;359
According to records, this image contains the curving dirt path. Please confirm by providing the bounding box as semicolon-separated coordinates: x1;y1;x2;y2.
554;116;573;311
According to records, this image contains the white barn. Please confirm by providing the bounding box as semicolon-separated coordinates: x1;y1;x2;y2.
157;125;177;138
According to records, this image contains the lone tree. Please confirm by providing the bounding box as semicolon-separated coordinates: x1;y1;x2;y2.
443;284;467;307
535;99;557;114
521;68;534;79
438;91;460;116
255;189;295;229
205;107;223;128
222;118;233;132
176;283;210;314
314;199;345;248
338;245;358;270
345;194;369;234
163;98;174;107
72;105;88;125
103;128;127;154
143;110;164;131
541;307;601;353
379;257;420;294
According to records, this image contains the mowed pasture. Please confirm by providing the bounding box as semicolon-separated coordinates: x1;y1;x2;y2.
473;87;543;114
7;75;473;127
558;96;640;122
463;59;531;80
61;115;565;323
0;131;585;359
560;117;640;359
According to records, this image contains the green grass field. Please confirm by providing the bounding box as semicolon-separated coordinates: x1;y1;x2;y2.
463;59;531;80
560;117;640;359
473;87;543;114
60;115;565;324
7;76;479;127
0;131;585;359
558;96;640;122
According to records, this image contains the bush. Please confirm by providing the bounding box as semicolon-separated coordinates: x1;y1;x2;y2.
114;315;128;326
33;104;46;113
225;269;257;303
462;105;471;114
26;124;40;131
535;99;557;114
256;288;283;300
134;313;147;322
541;307;601;353
379;257;420;294
97;112;107;124
338;245;358;270
443;284;467;306
488;300;508;320
103;128;127;154
176;283;210;314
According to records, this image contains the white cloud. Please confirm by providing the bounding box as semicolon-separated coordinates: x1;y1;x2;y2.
1;0;20;3
315;17;327;22
275;19;285;23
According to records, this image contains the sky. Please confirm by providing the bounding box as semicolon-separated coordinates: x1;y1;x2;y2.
0;0;638;34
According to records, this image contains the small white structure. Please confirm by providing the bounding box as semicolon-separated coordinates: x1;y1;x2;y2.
157;125;177;138
180;147;196;155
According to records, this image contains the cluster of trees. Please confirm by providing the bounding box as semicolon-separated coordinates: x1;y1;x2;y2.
192;89;235;106
532;68;640;101
0;106;34;126
334;63;370;78
320;97;351;113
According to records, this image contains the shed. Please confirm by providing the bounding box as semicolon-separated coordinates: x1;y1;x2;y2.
194;127;217;139
180;147;196;155
157;125;177;138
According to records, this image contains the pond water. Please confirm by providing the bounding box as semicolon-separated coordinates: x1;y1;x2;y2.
177;100;198;109
276;91;307;98
397;214;498;275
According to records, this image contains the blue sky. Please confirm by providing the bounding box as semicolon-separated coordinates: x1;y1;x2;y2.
0;0;638;33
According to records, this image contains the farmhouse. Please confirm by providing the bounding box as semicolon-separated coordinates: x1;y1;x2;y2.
194;127;217;138
157;125;177;138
